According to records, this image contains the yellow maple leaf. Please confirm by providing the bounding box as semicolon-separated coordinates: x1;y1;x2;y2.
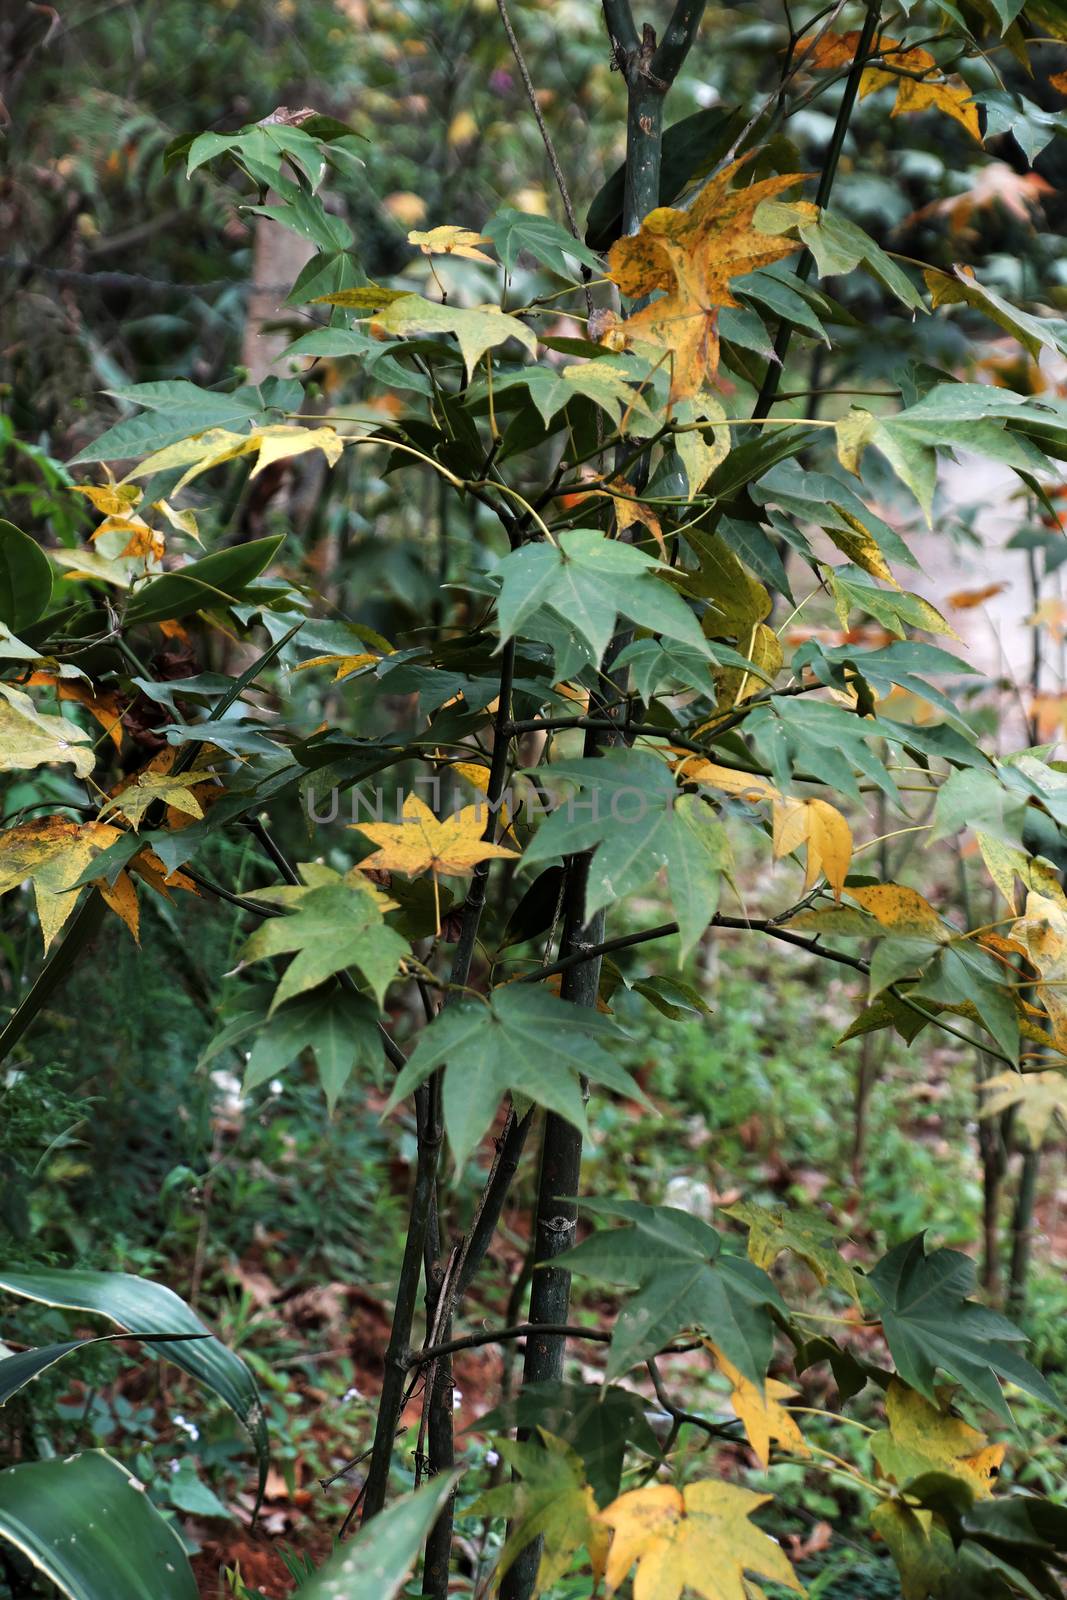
611;481;666;555
772;795;852;899
353;792;518;930
1011;889;1067;1052
892;71;980;142
128;424;345;494
705;1343;809;1469
676;758;780;804
847;882;947;939
804;31;980;142
871;1378;1004;1499
981;1069;1067;1147
72;482;142;516
292;652;379;681
408;224;495;265
100;755;222;830
0;683;95;780
599;1478;802;1600
0;817;132;950
606;158;810;400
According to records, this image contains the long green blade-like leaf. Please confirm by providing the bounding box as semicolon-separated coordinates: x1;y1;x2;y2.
300;1474;462;1600
0;1267;267;1496
0;1451;197;1600
0;1332;207;1406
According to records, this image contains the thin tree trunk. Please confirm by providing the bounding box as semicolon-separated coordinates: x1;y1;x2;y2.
498;6;703;1595
1008;1146;1040;1314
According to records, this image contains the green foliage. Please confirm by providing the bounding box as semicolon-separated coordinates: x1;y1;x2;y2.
5;0;1067;1593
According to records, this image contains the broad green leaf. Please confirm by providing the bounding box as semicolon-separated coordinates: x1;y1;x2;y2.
977;89;1067;164
0;520;52;631
69;379;299;465
523;753;730;959
484;208;601;276
866;1234;1061;1420
370;293;537;380
187;122;326;187
926;265;1067;363
123;535;284;626
468;1430;609;1590
496;528;708;668
0;1332;206;1406
931;766;1030;850
241;879;409;1014
0;1266;268;1493
828;565;953;641
299;1474;462;1600
0;1451;197;1600
518;362;653;428
835;387;1052;516
385;985;645;1171
797;208;925;311
559;1200;784;1383
244;988;384;1109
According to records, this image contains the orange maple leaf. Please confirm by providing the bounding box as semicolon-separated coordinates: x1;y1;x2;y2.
605;157;809;400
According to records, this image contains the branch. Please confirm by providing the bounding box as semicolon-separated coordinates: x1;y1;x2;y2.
651;0;708;87
495;0;585;256
406;1321;706;1368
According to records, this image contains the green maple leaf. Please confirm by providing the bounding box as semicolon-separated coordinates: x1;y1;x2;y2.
558;1200;784;1383
241;879;409;1014
522;750;730;961
867;1234;1061;1420
243;989;384;1112
383;986;645;1171
496;527;709;666
466;1430;608;1592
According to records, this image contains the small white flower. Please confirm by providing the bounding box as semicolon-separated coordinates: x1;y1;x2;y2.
486;1449;500;1467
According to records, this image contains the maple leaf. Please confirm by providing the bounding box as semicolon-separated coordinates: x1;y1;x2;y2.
0;818;136;949
981;1069;1067;1147
605;158;809;400
871;1378;1004;1499
1011;889;1067;1053
129;424;345;493
408;225;495;265
292;651;379;681
947;583;1008;610
804;31;981;142
559;1200;784;1383
599;1478;802;1600
0;683;95;780
705;1342;808;1469
867;1233;1060;1419
383;985;643;1171
241;873;409;1014
771;795;852;899
72;482;142;516
723;1199;862;1303
99;758;223;830
353;792;517;930
372;292;537;381
468;1430;609;1593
